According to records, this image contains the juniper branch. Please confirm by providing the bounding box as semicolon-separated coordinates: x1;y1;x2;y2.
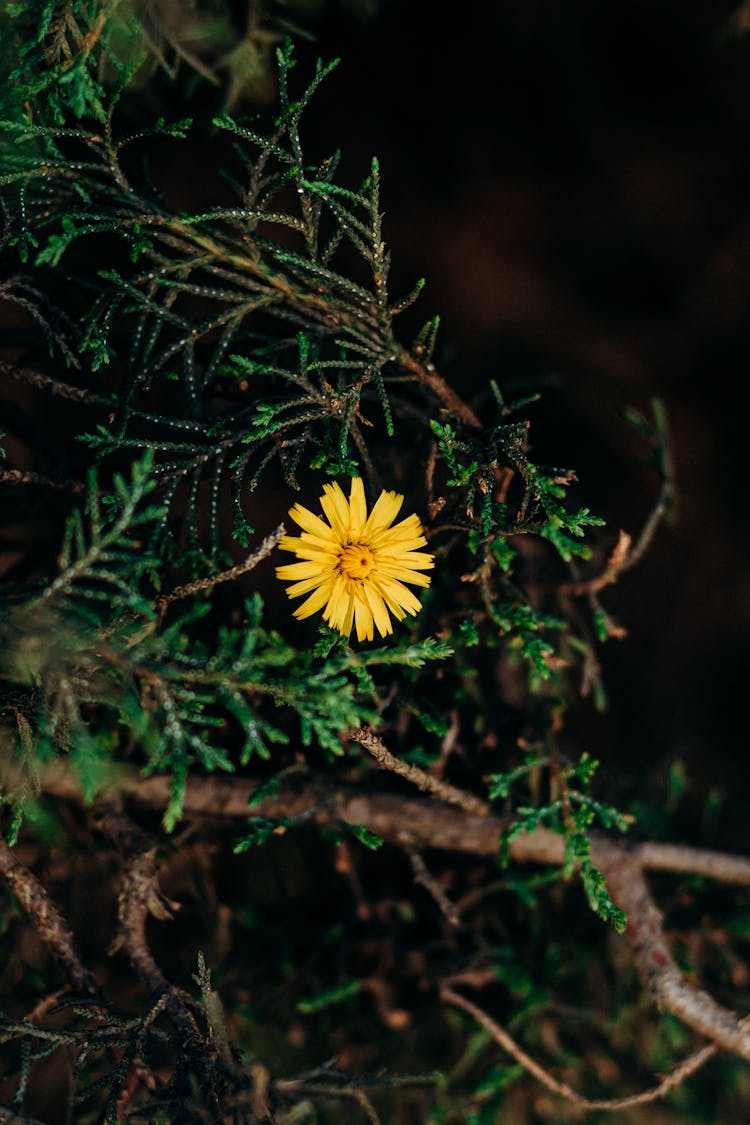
0;837;97;994
93;800;204;1054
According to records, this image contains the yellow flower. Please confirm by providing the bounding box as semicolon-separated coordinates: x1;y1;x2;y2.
276;477;435;642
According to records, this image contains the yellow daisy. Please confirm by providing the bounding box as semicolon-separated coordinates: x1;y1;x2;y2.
276;477;435;642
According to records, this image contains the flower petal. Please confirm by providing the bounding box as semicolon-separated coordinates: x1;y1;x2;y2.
374;550;435;569
376;563;432;587
369;576;408;621
373;573;423;616
320;482;350;541
278;535;340;562
353;589;374;642
341;593;355;637
348;476;368;535
292;578;335;620
322;573;351;633
275;560;330;581
284;571;338;598
288;503;338;542
363;489;403;537
370;515;425;546
362;581;393;638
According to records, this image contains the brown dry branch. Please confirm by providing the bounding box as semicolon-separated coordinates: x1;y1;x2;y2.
353;1089;381;1125
592;837;750;1061
93;799;204;1055
352;727;490;819
0;837;97;995
431;707;461;779
12;765;750;1084
561;529;633;599
395;346;482;429
405;844;461;928
0;360;104;406
560;400;675;599
275;1072;437;1107
638;841;750;885
112;774;750;1063
155;523;285;615
0;469;83;492
28;763;750;886
441;986;723;1113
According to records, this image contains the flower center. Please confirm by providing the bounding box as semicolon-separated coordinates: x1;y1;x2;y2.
339;544;375;580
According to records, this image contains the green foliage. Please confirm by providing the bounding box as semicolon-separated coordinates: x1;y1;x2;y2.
496;752;630;931
0;0;292;128
429;416;605;680
340;822;384;850
0;993;244;1123
296;979;363;1014
428;417;604;553
0;457;408;831
0;39;434;554
233;816;296;852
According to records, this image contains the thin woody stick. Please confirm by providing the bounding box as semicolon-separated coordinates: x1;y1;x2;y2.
25;763;750;887
155;523;284;614
94;800;204;1054
561;398;675;598
405;844;461;927
593;837;750;1061
0;838;97;995
352;727;490;819
441;985;724;1112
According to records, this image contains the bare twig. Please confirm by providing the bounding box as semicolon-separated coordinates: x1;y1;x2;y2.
24;764;750;888
441;985;722;1112
395;347;482;429
405;845;460;927
155;523;284;615
119;773;750;1064
276;1073;437;1097
638;841;750;885
431;708;460;779
561;529;633;598
0;468;83;492
353;727;490;819
0;837;97;994
561;398;675;598
0;360;105;406
592;837;750;1061
0;1107;50;1124
94;800;203;1054
12;765;750;1092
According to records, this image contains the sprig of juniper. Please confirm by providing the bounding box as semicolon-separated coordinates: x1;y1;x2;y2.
1;39;479;562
